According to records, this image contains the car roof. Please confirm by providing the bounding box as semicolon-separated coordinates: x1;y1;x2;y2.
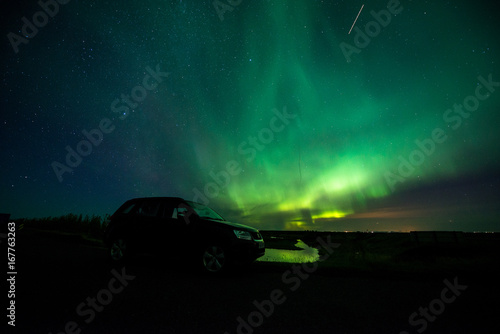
120;197;206;208
126;197;185;203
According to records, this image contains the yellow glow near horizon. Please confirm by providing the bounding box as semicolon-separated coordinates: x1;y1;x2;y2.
312;210;352;220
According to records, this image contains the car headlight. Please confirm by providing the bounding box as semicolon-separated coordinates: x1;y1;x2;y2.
233;230;252;240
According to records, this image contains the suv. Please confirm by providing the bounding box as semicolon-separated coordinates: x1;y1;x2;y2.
103;197;265;273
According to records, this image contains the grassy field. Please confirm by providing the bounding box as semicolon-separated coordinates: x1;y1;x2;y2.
14;227;500;334
260;230;500;275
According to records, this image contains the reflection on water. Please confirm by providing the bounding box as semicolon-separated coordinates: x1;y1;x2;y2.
257;240;320;263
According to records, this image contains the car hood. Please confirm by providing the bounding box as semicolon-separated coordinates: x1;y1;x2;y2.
201;218;259;232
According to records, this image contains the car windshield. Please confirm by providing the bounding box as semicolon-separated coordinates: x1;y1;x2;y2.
185;201;225;221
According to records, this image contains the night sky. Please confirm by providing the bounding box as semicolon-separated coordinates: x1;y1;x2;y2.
1;0;499;232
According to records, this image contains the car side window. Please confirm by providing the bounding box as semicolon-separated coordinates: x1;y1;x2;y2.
119;202;139;215
172;206;188;219
161;204;174;219
137;201;161;217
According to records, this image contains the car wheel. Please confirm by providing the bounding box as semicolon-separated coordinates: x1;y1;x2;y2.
110;237;128;262
201;245;227;273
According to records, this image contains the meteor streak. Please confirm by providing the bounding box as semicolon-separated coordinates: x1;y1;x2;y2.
348;4;365;34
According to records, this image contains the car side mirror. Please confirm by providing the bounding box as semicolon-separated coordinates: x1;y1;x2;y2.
177;212;197;225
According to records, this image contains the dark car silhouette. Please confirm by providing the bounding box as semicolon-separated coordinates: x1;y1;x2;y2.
103;197;265;273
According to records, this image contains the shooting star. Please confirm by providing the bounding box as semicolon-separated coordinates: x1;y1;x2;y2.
348;4;365;34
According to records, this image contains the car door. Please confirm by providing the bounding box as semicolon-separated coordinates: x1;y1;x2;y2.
161;202;192;256
134;199;163;252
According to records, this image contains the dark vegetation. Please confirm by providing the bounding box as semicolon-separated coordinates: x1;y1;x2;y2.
13;213;107;239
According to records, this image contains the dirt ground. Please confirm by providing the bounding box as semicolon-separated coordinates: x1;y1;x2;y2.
6;228;500;334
